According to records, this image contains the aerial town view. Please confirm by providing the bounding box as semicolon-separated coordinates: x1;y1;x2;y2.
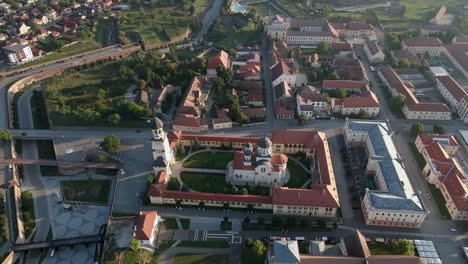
0;0;467;263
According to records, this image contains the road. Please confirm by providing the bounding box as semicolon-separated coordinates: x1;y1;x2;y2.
261;32;276;123
193;0;224;43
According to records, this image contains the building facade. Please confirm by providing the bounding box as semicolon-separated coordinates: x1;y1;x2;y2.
401;38;444;56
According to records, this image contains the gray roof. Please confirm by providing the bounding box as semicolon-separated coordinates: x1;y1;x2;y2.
347;120;426;213
153;156;167;167
2;44;28;53
310;240;325;256
153;117;164;130
255;159;271;167
257;136;272;149
273;241;300;263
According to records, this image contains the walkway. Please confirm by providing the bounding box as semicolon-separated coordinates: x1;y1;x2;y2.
182;168;226;174
0;158;124;169
158;246;239;264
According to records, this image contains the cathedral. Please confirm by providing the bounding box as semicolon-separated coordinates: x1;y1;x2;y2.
227;136;289;187
151;117;174;175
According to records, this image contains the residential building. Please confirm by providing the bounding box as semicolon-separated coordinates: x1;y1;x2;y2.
333;58;369;83
207;50;230;78
345;120;428;228
148;130;340;217
246;89;263;107
133;211;158;247
332;90;380;117
267;239;300;264
378;66;452;120
391;49;420;64
271;61;296;87
323;80;365;94
435;75;468;120
241;108;266;120
227;137;288;187
17;23;30;34
331;22;375;38
331;42;354;58
415;134;468;220
2;44;33;64
172;77;210;132
363;41;385;64
134;89;148;105
296;85;328;118
444;43;468;79
212;109;232;130
401;38;444;56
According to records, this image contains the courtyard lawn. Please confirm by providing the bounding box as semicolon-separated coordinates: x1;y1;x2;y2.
183;152;233;169
60;180;111;204
11;40;101;70
21;191;35;239
162;217;190;229
0;194;8;245
122;249;158;264
428;184;452;219
180;172;270;195
173;254;228;264
285;159;310;188
369;242;415;256
408;142;427;170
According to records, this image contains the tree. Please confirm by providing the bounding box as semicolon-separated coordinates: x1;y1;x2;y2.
317;41;329;55
251;240;267;256
138;79;147;90
307;70;318;82
257;216;264;225
433;124;445;134
244;216;250;224
391;93;406;108
397;58;411;68
107;113;121;126
147;174;154;185
97;155;108;163
129;238;140;251
100;135;121;153
411;123;425;137
211;77;226;97
298;113;308;125
392;239;415;255
244;238;253;247
357;110;369;119
0;130;12;141
193;137;200;150
329;88;347;98
118;66;135;80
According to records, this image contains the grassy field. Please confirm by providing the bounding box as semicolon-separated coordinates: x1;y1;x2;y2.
428;184;452;219
163;218;190;230
0;194;8;245
371;0;465;32
369;242;415;255
11;40;101;70
174;254;228;264
122;249;158;264
115;6;195;44
95;18;113;46
60;180;111;204
180;172;270;195
43;61;148;128
194;0;209;16
177;241;229;248
248;2;283;17
207;14;261;50
217;21;259;50
274;0;311;17
21;191;35;239
285;159;310;188
183;152;233;169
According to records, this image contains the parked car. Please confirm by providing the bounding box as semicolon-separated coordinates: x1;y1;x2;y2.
370;66;376;72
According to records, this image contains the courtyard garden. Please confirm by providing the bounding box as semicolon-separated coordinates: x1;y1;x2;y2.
122;248;158;264
180;172;270;196
173;254;228;264
182;151;234;169
285;159;310;188
60;179;111;204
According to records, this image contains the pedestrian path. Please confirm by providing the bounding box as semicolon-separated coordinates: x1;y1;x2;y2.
190;219;220;231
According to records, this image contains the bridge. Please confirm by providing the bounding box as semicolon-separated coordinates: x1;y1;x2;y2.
0;158;124;169
12;235;104;251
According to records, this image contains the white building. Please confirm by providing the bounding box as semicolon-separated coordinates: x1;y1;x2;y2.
152;117;174;175
401;38;444;57
363;40;385;64
227;137;288;187
295;85;328;118
435;75;468;120
133;211;159;247
271;61;296;87
345;120;428;228
2;44;33;65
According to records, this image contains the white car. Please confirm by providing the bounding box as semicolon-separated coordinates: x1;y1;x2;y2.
370;66;376;72
450;228;457;232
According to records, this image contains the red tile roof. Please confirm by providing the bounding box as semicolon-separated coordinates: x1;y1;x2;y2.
207;50;230;69
331;22;374;31
323;80;364;90
365;41;382;56
213;110;232;124
436;75;467;103
271;61;292;81
341;94;380;108
331;42;353;51
134;211;157;240
247;89;263;102
402;37;443;47
444;43;468;74
179;134;259;144
162;190;272;204
272;185;339;208
241;108;266;118
419;134;459;146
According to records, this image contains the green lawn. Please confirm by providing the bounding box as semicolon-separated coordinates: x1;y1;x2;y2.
180;172;270;195
60;180;111;204
408;142;427;170
216;22;260;50
193;0;209;16
242;243;266;264
183;152;233;169
11;40;101;70
221;220;232;231
95;18;114;46
43;61;149;128
21;191;35;239
0;194;8;245
428;184;452;219
174;254;228;264
162;218;190;229
248;2;282;17
275;0;311;17
369;242;415;256
122;249;158;264
285;159;310;188
177;241;229;248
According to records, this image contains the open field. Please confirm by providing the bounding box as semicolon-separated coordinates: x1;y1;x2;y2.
60;180;111;204
173;254;228;264
122;249;158;264
43;61;149;127
206;14;261;50
274;0;311;17
285;159;310;188
11;40;101;70
248;2;283;17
